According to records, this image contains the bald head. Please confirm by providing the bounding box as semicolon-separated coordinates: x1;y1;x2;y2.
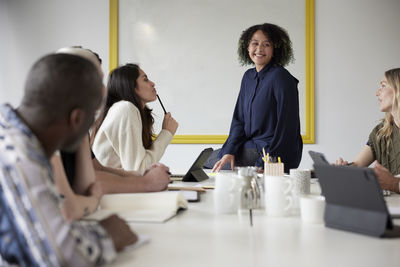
21;53;103;126
56;47;103;78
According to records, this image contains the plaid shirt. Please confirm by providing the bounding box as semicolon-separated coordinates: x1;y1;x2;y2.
0;104;116;266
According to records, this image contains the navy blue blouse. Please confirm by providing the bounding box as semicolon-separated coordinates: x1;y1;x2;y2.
219;63;303;172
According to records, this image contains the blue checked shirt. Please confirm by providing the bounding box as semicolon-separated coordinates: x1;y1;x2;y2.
0;104;116;266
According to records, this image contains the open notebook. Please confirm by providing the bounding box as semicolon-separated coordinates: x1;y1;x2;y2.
84;191;188;223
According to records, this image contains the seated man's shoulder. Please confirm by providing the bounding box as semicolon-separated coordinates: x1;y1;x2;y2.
0;135;27;166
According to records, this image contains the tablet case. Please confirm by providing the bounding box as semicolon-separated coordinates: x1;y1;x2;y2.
308;150;329;165
182;148;213;182
314;164;397;238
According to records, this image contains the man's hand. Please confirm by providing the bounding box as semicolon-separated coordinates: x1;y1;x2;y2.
143;163;171;191
100;215;138;252
373;161;400;193
212;154;235;172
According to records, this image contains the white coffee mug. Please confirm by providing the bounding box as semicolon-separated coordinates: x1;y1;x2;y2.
264;175;293;217
214;172;241;214
300;195;326;224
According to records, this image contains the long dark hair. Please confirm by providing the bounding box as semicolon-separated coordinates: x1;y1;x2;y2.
92;63;154;149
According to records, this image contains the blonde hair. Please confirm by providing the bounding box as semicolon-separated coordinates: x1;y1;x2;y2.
376;68;400;152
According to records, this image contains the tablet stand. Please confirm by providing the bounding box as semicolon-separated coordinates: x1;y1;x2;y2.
182;169;209;182
324;203;390;237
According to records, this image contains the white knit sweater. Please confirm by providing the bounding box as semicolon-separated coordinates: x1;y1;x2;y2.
92;101;173;174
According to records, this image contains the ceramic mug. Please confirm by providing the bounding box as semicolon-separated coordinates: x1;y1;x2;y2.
300;195;326;224
264;175;293;217
214;172;241;214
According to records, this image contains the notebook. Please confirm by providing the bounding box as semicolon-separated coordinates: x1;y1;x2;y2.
314;163;400;237
171;148;213;182
83;191;188;223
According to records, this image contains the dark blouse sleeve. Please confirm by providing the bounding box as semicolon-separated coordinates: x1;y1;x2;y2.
219;77;247;157
256;69;302;168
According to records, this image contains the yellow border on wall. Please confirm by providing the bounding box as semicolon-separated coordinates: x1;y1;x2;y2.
303;0;315;144
109;0;119;72
109;0;315;144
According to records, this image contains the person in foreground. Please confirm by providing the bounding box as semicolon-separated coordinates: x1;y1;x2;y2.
336;68;400;193
0;53;136;266
207;23;303;173
92;63;178;174
51;47;171;221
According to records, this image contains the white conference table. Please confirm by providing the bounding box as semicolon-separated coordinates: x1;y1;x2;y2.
109;178;400;267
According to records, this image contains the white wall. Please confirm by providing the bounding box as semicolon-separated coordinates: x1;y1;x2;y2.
0;0;109;106
118;0;307;137
305;0;400;168
164;0;400;173
1;0;400;173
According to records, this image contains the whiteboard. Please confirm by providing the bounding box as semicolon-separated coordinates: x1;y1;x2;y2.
116;0;311;142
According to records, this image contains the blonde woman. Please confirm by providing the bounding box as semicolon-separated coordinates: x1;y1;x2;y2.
336;68;400;192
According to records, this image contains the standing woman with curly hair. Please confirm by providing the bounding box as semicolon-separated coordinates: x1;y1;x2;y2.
92;64;178;174
207;23;303;173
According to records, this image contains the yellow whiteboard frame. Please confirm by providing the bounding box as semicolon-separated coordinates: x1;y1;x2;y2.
109;0;315;144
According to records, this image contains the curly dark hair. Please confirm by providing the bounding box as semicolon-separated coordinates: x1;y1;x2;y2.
238;23;294;67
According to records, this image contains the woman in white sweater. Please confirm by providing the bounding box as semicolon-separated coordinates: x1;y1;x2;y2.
92;63;178;174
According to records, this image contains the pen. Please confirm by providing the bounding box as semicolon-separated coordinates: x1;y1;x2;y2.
262;148;267;163
202;185;215;190
157;94;167;114
249;209;253;227
346;162;354;166
168;186;206;192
